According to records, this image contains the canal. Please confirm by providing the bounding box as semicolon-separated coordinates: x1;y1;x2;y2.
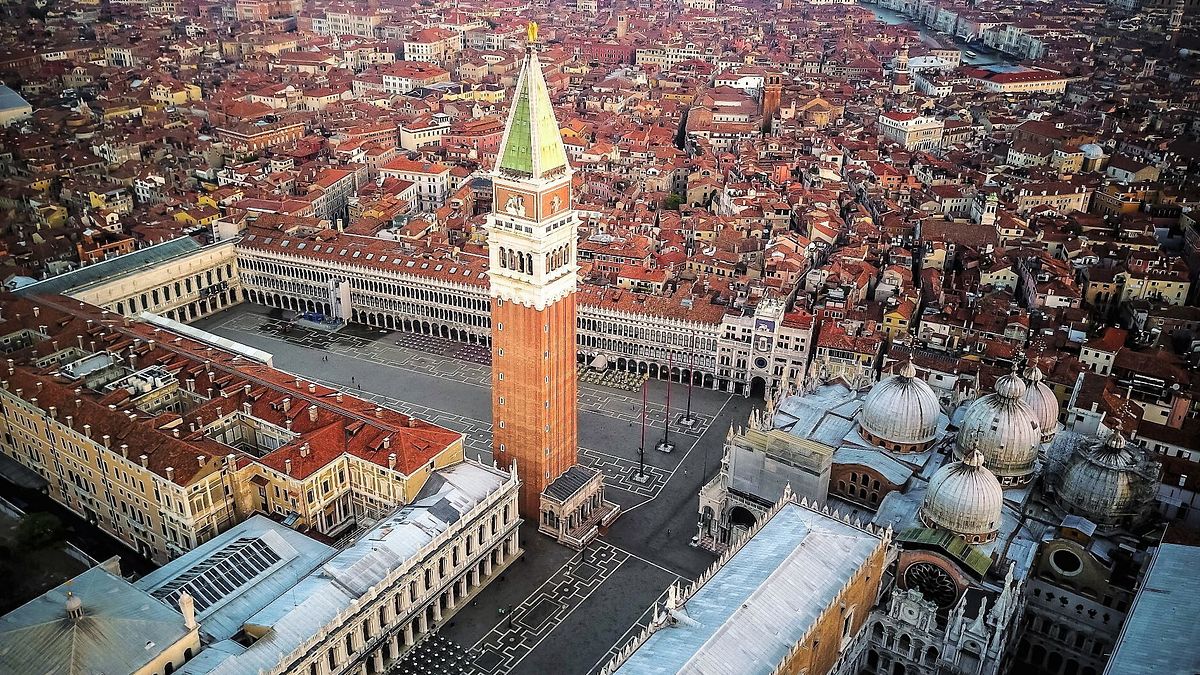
858;1;1020;68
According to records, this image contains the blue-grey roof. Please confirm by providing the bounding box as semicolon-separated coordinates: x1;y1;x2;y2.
134;514;334;642
17;237;201;297
1105;543;1200;675
0;85;30;113
614;502;883;675
0;566;193;675
833;446;915;485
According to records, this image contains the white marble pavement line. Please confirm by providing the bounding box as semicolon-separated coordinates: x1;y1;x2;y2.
582;586;669;675
467;543;629;674
306;378;674;501
619;393;735;516
577;447;669;499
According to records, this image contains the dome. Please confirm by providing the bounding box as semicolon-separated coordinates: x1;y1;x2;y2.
920;449;1004;543
1058;432;1150;526
859;361;941;452
1022;366;1060;443
956;373;1042;485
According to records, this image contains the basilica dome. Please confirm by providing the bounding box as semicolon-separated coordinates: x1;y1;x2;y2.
859;361;941;452
956;372;1042;486
920;449;1004;543
1058;432;1150;526
1022;366;1060;444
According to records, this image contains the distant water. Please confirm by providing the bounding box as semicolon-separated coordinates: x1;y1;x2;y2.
857;1;1018;67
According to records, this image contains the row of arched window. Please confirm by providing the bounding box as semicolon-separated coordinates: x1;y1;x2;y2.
498;247;534;274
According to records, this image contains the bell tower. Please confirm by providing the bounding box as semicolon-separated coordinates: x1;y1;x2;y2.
488;22;581;517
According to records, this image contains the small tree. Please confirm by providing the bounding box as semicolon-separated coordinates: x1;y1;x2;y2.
663;194;683;210
16;512;63;550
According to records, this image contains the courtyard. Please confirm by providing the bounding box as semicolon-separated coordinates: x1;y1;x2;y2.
195;304;757;675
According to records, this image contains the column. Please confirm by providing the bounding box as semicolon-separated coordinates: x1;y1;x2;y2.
404;622;415;647
372;651;384;673
388;633;400;656
433;598;443;622
484;554;493;577
418;612;428;635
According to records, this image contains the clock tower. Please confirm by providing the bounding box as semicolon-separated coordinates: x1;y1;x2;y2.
488;24;584;518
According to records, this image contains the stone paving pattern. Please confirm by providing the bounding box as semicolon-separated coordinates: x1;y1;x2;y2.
196;306;757;675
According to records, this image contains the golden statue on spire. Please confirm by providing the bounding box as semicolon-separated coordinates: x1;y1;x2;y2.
527;21;538;44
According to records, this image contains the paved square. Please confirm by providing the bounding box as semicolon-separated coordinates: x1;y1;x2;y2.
195;305;758;675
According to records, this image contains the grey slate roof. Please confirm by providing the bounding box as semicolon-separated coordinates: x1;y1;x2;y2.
0;565;192;675
1105;543;1200;675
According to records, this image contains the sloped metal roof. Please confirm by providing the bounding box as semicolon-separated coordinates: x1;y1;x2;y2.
134;515;333;642
0;85;30;113
1106;543;1200;675
496;48;569;178
17;237;201;296
180;461;509;675
0;566;192;675
614;503;882;675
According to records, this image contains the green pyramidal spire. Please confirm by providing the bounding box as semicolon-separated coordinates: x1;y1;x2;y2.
496;41;570;179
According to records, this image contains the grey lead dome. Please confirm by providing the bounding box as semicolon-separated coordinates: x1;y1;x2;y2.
1022;365;1060;444
920;449;1004;543
956;372;1042;485
858;361;941;451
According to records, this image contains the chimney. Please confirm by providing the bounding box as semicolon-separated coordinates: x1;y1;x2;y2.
282;397;291;413
82;424;91;438
383;436;391;450
308;383;316;393
286;419;293;431
101;434;110;449
139;454;148;468
5;359;11;375
32;306;39;318
120;444;128;458
301;442;310;457
48;406;56;419
243;384;251;396
285;458;293;474
173;428;180;438
308;406;318;423
178;592;197;630
166;466;175;482
374;407;383;418
65;415;74;428
336;392;343;403
388;453;396;470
